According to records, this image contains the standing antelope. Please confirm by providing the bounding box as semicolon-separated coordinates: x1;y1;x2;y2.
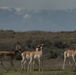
21;45;40;71
21;44;44;71
63;49;76;69
33;44;44;71
0;44;21;71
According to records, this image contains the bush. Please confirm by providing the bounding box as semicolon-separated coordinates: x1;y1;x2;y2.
53;40;69;49
48;50;58;59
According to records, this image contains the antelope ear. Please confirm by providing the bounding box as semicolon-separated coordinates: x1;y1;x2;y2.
36;45;40;47
16;45;17;48
41;44;44;46
74;44;76;48
18;45;21;49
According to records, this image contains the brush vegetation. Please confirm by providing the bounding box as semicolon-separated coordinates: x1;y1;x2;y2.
0;30;76;59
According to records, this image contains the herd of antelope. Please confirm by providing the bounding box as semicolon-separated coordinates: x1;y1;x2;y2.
0;44;76;71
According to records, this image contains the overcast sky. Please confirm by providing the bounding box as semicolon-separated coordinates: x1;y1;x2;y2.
0;0;76;10
0;0;76;32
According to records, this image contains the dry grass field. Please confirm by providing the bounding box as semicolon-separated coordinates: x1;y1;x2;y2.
0;70;76;75
0;58;76;71
0;59;76;75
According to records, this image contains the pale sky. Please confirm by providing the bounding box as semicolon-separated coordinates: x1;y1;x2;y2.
0;0;76;10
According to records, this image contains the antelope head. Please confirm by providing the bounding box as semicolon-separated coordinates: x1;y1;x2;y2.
16;45;21;51
36;44;40;51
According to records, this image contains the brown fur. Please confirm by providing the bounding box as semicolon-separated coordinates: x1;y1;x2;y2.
63;50;76;69
21;44;43;71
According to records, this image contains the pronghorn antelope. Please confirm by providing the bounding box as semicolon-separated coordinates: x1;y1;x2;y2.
21;45;40;71
0;44;21;71
32;44;44;71
63;49;76;69
21;44;44;71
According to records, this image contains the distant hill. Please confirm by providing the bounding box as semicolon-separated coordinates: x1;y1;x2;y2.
0;7;76;31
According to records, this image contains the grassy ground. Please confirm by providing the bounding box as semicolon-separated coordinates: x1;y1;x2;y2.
0;70;76;75
0;59;76;75
0;59;63;71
